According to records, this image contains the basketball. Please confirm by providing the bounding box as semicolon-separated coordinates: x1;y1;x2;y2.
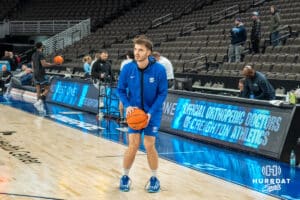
53;55;64;64
126;108;148;130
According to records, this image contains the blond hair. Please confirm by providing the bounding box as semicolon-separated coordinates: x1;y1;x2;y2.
82;55;92;63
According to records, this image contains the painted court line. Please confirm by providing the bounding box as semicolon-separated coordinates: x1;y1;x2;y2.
0;193;64;200
96;151;205;158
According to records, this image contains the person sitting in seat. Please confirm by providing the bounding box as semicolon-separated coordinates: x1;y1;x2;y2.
5;64;33;95
0;65;12;92
82;55;92;78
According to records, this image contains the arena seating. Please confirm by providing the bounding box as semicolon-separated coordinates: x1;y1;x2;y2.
54;0;202;71
153;0;299;74
146;0;300;91
3;0;300;92
0;0;19;20
10;0;142;31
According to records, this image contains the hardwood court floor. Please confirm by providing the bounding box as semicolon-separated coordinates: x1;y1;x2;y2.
0;105;278;200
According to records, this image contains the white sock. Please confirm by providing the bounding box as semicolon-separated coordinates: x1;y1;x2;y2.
123;168;130;176
152;170;157;177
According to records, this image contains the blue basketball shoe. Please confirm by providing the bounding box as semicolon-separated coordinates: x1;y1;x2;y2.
119;175;131;192
145;176;160;193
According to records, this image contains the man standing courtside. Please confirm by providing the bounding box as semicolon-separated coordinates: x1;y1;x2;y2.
118;35;168;193
91;50;113;108
32;42;56;111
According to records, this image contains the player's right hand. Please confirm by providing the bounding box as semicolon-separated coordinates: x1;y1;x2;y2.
126;106;137;116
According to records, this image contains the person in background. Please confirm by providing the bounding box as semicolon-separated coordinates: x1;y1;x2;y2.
14;54;21;68
5;65;33;96
270;5;281;46
16;64;29;78
118;35;168;193
20;67;33;86
91;52;100;70
82;55;92;78
241;65;275;100
91;50;113;108
90;53;100;79
238;78;245;97
91;50;113;83
1;51;9;60
120;50;134;71
228;18;247;62
31;42;57;111
8;52;17;71
152;51;174;89
1;51;14;70
251;11;261;54
0;65;12;92
119;50;134;123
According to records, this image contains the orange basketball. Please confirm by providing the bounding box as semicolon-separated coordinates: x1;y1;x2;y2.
53;55;64;64
126;108;148;130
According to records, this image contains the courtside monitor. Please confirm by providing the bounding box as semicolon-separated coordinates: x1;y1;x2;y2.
0;60;11;71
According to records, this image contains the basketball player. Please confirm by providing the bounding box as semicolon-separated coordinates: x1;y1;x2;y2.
32;42;56;110
117;35;168;193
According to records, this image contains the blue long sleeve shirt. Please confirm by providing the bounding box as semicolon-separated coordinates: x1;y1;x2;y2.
118;57;168;126
83;62;91;74
231;24;247;45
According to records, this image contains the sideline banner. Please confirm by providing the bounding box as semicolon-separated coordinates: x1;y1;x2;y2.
161;90;298;161
47;78;99;113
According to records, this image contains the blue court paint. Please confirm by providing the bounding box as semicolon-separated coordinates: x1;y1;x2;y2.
77;85;89;107
1;95;299;200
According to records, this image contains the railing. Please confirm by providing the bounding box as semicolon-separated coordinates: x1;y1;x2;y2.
209;5;240;24
181;22;201;36
151;13;173;28
42;18;91;56
183;55;208;72
9;20;83;35
252;0;265;7
188;55;207;63
270;25;292;45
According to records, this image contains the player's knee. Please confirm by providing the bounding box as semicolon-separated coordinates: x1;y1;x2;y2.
144;140;155;152
128;143;139;152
